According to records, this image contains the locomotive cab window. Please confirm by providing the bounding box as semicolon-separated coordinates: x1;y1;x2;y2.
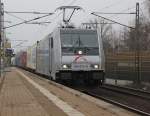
61;31;99;55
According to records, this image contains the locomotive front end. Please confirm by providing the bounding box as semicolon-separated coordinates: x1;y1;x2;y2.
58;28;105;85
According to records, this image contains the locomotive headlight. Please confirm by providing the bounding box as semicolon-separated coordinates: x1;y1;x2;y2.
94;64;99;69
62;64;68;69
78;50;83;55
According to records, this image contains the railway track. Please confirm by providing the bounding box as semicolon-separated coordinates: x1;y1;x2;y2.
83;90;150;116
103;84;150;101
72;84;150;116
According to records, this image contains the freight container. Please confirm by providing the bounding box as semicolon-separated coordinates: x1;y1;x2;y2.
27;44;36;70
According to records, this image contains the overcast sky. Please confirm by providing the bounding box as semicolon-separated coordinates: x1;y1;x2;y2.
3;0;144;51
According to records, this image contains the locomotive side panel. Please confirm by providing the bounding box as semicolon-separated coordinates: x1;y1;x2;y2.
36;36;50;76
51;29;62;80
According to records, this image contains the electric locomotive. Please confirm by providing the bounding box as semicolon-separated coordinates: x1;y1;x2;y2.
36;27;105;85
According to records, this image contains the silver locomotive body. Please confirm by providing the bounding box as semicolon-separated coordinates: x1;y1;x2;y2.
36;27;105;84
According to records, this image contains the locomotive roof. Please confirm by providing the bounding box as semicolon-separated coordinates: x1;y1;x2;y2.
59;27;97;33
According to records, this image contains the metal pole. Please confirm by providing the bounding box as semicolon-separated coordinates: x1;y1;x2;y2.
135;2;140;84
0;0;2;77
2;3;4;69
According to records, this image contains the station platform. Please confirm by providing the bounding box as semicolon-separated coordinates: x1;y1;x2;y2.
0;67;138;116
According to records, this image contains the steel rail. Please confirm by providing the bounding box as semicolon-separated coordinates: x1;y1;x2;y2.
105;84;150;94
83;91;150;116
103;84;150;100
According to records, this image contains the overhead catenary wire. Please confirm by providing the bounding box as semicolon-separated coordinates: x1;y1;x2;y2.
4;0;79;30
12;41;28;47
26;21;51;25
93;12;136;15
3;21;11;23
10;39;28;42
91;1;146;30
99;0;124;11
4;11;51;15
79;0;126;29
12;40;29;48
5;12;26;21
6;12;51;25
83;1;137;27
12;45;30;48
81;0;125;21
4;13;54;29
91;12;135;29
107;0;146;19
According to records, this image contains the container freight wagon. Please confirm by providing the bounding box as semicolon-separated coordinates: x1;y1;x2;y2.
27;44;36;71
15;53;20;67
15;51;27;68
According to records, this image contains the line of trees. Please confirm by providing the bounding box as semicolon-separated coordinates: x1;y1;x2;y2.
116;1;150;51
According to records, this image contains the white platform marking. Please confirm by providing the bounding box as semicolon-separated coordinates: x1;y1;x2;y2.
17;70;85;116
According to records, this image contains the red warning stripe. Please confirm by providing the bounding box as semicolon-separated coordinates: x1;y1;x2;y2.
74;55;87;63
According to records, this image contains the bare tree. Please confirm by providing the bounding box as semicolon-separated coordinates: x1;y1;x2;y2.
86;18;113;52
146;0;150;17
122;20;150;51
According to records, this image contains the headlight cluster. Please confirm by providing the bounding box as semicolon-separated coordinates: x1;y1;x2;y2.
94;65;99;69
62;64;71;69
78;50;83;55
62;64;68;69
93;64;99;69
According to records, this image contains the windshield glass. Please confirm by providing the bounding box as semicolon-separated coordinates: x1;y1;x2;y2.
61;33;99;47
61;31;99;55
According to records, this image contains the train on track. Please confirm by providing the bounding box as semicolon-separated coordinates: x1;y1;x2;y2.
14;6;105;86
15;27;105;85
